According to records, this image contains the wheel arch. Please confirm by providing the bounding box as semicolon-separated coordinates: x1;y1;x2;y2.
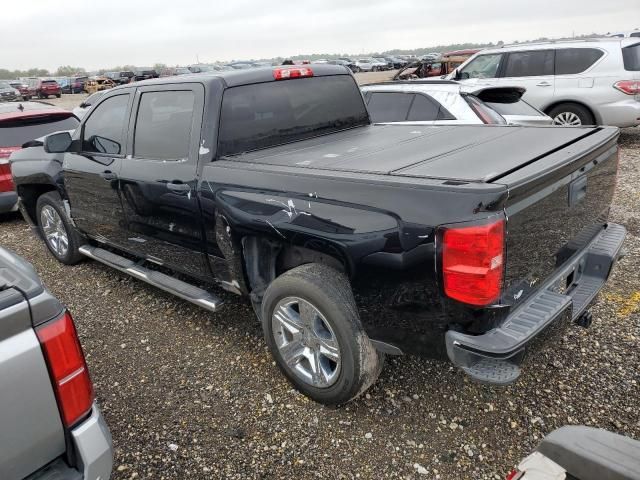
16;183;59;225
543;100;600;125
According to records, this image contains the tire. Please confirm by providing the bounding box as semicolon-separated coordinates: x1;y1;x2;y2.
36;192;84;265
56;94;61;98
261;263;384;405
548;103;595;126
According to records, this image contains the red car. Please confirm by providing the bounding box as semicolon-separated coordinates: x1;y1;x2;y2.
0;102;79;214
8;81;35;100
36;79;62;99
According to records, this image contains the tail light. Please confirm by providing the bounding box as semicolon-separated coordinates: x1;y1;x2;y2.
0;151;19;192
613;80;640;95
273;67;314;80
505;470;523;480
36;311;94;428
442;219;505;306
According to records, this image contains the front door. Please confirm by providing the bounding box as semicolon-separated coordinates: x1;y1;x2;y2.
118;83;209;279
64;91;133;247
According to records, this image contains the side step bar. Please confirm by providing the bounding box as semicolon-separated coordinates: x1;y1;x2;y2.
78;245;223;313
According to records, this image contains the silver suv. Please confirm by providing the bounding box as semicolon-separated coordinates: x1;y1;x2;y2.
450;38;640;127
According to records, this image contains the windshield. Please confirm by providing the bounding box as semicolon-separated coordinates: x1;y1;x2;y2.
218;75;369;156
0;115;78;146
0;82;10;89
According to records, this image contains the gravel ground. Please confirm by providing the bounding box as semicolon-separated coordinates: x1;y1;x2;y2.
1;127;638;479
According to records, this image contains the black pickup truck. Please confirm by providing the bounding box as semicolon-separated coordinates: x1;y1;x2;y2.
10;65;626;405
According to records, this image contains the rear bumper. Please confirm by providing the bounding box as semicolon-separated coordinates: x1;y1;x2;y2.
596;98;640;127
0;191;18;213
445;223;626;385
25;404;112;480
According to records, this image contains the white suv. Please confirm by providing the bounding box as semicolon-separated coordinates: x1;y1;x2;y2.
449;38;640;127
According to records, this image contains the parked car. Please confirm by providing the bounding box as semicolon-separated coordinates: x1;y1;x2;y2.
132;68;159;81
105;71;135;85
35;79;62;99
328;59;357;72
1;102;79;214
373;57;393;70
354;58;375;72
72;90;106;119
0;81;20;102
84;77;116;94
361;81;552;126
0;247;113;479
394;49;481;80
8;81;34;100
58;76;88;94
507;425;640;480
607;29;640;38
188;64;233;73
450;38;640;127
159;67;192;77
12;64;625;406
384;56;408;69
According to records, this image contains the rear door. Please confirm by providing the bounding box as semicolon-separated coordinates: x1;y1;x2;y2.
118;83;209;278
499;49;556;110
64;91;132;246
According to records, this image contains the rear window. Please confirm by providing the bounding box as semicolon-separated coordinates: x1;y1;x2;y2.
42;80;57;85
367;92;414;122
218;75;369;156
622;43;640;71
0;115;78;147
555;48;604;74
485;99;543;116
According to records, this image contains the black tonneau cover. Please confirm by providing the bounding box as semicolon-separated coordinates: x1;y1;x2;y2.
225;124;599;182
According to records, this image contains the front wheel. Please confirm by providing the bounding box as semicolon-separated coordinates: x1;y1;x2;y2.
261;263;384;405
36;192;84;265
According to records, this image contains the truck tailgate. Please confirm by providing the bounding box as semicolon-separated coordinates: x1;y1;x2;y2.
495;126;620;307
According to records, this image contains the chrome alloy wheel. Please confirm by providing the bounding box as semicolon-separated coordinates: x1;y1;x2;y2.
552;111;582;126
40;205;69;257
271;297;341;388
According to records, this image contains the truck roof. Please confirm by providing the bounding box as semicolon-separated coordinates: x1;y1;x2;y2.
124;64;353;89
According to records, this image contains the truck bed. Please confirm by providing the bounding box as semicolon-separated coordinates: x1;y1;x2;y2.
224;124;612;183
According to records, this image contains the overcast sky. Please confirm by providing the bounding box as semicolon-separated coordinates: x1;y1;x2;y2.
4;0;639;71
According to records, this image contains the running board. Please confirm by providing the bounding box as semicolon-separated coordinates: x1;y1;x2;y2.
78;245;223;312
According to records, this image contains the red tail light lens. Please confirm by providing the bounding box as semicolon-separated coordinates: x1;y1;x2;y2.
273;67;314;80
442;219;505;306
36;311;94;427
505;470;523;480
0;157;17;192
613;80;640;95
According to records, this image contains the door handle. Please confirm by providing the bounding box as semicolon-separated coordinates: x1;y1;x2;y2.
166;182;191;192
536;81;552;87
100;170;117;180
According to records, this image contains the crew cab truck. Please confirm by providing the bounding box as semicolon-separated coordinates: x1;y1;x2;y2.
11;65;626;405
0;247;112;479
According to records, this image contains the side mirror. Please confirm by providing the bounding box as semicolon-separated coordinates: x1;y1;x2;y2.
44;131;72;153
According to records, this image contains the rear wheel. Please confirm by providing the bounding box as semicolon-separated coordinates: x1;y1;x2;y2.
548;103;595;126
36;192;84;265
261;263;384;405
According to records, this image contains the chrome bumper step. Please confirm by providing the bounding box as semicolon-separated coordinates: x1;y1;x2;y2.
78;245;223;313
